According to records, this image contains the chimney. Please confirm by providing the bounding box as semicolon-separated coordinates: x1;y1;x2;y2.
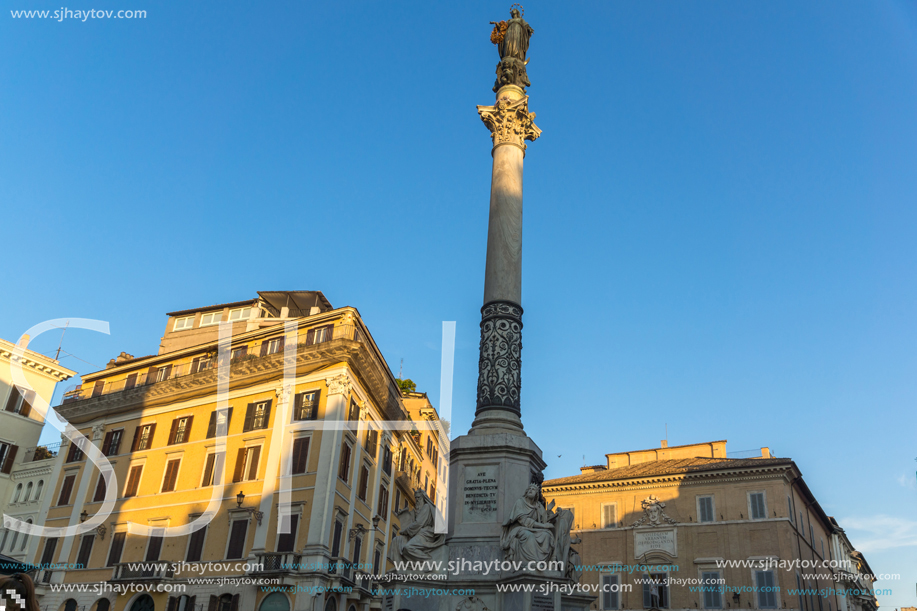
761;447;771;458
17;334;30;348
310;306;321;315
280;306;290;318
660;440;668;448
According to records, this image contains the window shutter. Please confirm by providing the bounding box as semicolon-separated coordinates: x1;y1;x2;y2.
277;336;285;352
76;535;94;567
331;521;343;557
168;419;180;445
58;475;75;505
146;531;163;561
206;412;217;438
187;526;206;562
305;329;316;345
131;427;142;452
243;403;255;432
1;445;17;473
261;400;272;429
230;594;240;611
188;596;196;611
232;448;247;483
163;460;180;492
167;597;178;611
246;446;261;481
643;582;651;608
40;537;58;565
202;454;216;486
125;373;137;390
311;390;321;420
184;415;194;441
18;392;33;418
260;341;269;357
101;432;113;456
277;514;298;553
107;532;125;566
227;521;248;559
293;393;304;420
339;444;351;482
208;596;218;611
93;475;107;502
292;438;309;475
161;364;173;380
147;366;158;383
125;466;143;497
602;575;615;609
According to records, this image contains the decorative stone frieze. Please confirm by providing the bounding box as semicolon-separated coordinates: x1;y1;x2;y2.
475;300;523;416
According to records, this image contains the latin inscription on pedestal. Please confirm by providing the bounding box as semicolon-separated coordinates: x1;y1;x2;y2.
533;592;554;611
462;465;499;523
634;528;677;558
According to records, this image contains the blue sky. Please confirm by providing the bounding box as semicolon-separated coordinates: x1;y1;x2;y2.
2;0;916;605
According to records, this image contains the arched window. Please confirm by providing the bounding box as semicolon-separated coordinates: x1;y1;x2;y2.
129;595;155;611
12;483;22;503
35;480;44;499
93;599;111;611
259;592;291;611
24;482;33;502
8;530;18;551
20;519;31;551
324;597;337;611
0;528;8;551
63;600;78;611
218;594;235;611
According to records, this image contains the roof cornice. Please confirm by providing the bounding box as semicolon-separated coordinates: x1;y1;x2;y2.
0;339;76;381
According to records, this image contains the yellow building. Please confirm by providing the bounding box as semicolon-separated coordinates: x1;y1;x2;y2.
33;291;445;611
543;440;877;611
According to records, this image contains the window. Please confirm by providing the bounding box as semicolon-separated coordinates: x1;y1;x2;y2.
232;446;261;483
57;474;76;506
698;496;715;523
201;453;221;487
107;532;125;566
200;312;222;326
394;489;401;513
352;534;363;566
40;537;59;566
261;337;284;356
243;400;272;432
306;324;334;345
186;525;207;562
4;388;33;417
154;364;173;382
365;428;378;459
145;528;164;561
602;574;620;609
91;380;105;397
810;525;815;544
124;465;143;497
602;503;617;528
373;546;383;577
161;459;181;492
357;464;369;501
382;446;393;476
35;480;43;499
168;416;194;445
95;599;111;611
330;521;343;560
20;519;31;551
173;316;193;331
749;492;766;520
788;497;794;523
65;440;85;463
701;571;722;608
338;442;352;483
277;513;299;553
377;485;389;516
101;429;123;456
12;483;22;503
346;400;359;430
293;390;320;421
230;346;249;361
800;512;805;533
228;307;252;321
755;570;778;608
643;573;669;609
77;535;94;567
0;443;17;473
226;520;248;559
93;474;107;502
131;423;156;452
291;437;310;475
191;356;212;374
125;373;138;390
24;481;33;502
820;538;825;558
206;408;233;438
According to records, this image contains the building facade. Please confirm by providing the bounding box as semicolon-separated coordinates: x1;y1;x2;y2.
542;441;878;611
0;336;75;561
32;291;445;611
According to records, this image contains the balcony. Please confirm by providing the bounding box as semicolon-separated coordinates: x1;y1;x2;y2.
23;442;61;463
111;562;174;581
251;552;302;574
62;323;362;404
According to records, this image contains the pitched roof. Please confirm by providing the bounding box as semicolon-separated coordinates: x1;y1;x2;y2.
544;457;792;487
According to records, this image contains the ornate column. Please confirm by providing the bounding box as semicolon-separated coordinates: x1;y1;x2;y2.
472;86;540;433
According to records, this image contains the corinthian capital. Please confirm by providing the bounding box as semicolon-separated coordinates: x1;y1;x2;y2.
477;95;541;152
326;374;351;396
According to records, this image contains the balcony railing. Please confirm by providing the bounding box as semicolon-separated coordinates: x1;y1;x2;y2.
23;442;62;463
252;552;302;573
63;323;362;404
111;561;174;581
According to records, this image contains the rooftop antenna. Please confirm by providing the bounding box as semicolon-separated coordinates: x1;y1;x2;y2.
665;423;668;445
54;320;70;360
399;358;403;380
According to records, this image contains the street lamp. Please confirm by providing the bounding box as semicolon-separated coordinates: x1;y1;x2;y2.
237;491;245;507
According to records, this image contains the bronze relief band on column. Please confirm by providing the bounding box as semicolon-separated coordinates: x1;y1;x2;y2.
475;300;523;416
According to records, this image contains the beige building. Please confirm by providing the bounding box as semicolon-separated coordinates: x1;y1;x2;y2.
0;336;75;560
543;440;878;611
32;291;446;611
